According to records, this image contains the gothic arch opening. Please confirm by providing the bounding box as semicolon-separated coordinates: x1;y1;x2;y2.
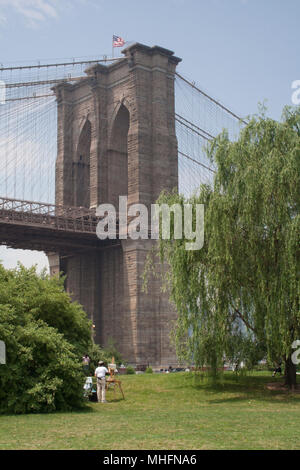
74;119;91;208
108;104;130;206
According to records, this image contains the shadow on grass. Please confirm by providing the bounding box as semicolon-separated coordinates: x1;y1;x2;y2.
175;372;300;404
69;404;99;414
0;402;98;417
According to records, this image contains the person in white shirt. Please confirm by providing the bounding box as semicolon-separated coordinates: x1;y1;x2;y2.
94;361;109;403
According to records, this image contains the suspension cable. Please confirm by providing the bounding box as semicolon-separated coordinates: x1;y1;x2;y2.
176;72;248;125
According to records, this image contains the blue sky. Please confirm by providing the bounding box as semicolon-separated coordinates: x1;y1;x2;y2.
0;0;299;119
0;0;299;270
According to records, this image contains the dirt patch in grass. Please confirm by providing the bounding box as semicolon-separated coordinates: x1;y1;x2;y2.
266;382;300;393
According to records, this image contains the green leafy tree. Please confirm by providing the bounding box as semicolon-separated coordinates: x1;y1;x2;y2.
0;264;94;413
147;106;300;388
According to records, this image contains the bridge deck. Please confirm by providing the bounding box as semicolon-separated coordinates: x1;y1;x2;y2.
0;197;120;255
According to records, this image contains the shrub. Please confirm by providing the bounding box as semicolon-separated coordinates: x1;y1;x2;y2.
0;264;93;414
84;339;123;376
145;367;153;374
102;338;123;366
126;366;135;375
0;306;85;414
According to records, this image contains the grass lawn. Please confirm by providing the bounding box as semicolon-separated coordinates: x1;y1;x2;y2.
0;371;299;450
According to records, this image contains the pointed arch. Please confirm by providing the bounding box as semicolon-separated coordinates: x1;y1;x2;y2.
108;98;132;147
74;118;91;207
107;103;130;206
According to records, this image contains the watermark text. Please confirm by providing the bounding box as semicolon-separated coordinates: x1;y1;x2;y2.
96;196;204;251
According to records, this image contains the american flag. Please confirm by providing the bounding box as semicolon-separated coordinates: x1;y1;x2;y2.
113;35;125;47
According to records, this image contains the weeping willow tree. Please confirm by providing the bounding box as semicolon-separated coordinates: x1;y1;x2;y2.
148;106;300;388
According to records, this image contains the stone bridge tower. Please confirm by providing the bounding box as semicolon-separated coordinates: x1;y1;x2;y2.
52;43;181;367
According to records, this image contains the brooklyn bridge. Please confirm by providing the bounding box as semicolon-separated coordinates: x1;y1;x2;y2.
0;43;245;367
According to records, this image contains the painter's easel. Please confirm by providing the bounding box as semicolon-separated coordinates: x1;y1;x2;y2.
106;357;125;400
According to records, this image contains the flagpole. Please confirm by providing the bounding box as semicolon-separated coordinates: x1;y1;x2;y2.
112;36;114;59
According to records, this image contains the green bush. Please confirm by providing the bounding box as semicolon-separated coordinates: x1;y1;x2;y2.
0;306;85;414
102;338;123;366
126;366;135;375
0;264;94;414
84;339;123;376
145;367;153;374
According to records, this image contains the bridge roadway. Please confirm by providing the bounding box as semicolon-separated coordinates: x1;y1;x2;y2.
0;197;120;255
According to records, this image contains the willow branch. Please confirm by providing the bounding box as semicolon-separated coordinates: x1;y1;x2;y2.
232;306;257;335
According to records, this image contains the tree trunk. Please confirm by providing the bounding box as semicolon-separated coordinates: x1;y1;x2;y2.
284;355;297;390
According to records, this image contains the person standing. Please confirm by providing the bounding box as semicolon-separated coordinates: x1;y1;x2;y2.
82;354;91;375
94;361;109;403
